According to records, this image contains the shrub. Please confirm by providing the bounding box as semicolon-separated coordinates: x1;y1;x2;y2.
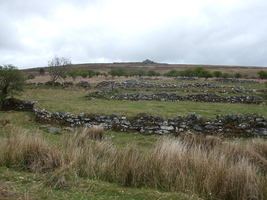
235;72;242;79
147;70;160;77
27;74;36;79
109;68;126;77
39;68;45;76
222;73;230;78
258;71;267;79
213;70;223;78
0;64;25;108
164;69;179;77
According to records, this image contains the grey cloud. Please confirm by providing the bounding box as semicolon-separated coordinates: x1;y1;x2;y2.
1;0;267;68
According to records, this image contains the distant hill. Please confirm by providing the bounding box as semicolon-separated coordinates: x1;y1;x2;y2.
21;62;267;79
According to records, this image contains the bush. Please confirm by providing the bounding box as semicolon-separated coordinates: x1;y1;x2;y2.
0;64;25;107
222;73;230;78
164;70;179;77
27;74;36;79
39;68;45;76
109;68;126;77
165;67;213;79
235;72;242;79
258;71;267;79
213;71;223;78
147;70;160;77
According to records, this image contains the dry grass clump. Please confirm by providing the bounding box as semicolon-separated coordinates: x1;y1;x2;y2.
1;129;267;199
0;129;62;173
178;134;222;150
0;118;11;126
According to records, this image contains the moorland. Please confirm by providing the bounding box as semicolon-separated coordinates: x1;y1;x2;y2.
1;62;267;199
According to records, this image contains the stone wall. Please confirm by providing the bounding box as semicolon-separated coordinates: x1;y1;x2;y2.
111;93;262;104
34;108;267;138
3;99;267;138
1;98;35;111
215;78;259;83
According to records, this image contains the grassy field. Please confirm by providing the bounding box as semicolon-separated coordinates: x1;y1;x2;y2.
20;84;266;118
1;75;267;199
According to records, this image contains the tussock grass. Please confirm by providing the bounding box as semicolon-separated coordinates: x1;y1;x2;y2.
1;129;267;199
0;129;62;173
0;118;11;126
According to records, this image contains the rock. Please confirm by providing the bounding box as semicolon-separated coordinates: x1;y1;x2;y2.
193;124;202;131
48;127;61;133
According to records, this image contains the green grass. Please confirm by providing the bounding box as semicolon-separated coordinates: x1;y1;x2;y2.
20;88;266;118
0;167;196;200
2;81;266;199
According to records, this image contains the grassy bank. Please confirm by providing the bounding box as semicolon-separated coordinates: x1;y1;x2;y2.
1;128;267;199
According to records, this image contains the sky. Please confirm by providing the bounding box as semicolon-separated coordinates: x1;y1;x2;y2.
1;0;267;69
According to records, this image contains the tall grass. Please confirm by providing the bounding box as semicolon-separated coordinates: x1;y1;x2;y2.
1;129;267;199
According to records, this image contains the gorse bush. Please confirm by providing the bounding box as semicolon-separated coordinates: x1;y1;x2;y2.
1;129;267;199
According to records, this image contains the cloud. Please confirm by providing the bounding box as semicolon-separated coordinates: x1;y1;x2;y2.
0;0;267;68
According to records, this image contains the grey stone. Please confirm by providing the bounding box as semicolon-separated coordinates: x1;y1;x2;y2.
160;125;174;131
193;124;202;131
48;127;61;133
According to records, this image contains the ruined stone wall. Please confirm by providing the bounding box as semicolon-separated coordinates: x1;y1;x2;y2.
34;108;267;138
111;93;262;104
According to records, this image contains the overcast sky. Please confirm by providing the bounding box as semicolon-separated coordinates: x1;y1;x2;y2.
1;0;267;69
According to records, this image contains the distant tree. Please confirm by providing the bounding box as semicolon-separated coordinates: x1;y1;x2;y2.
139;70;146;77
109;68;126;77
87;69;96;78
68;70;79;81
164;70;179;77
147;70;160;77
0;64;25;107
180;68;195;77
79;70;88;78
234;72;242;79
213;71;223;78
258;71;267;79
39;68;45;76
222;73;230;78
95;71;101;76
193;67;213;79
47;56;71;86
103;72;108;78
201;70;214;80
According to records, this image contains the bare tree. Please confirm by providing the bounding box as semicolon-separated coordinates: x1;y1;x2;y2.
48;56;72;86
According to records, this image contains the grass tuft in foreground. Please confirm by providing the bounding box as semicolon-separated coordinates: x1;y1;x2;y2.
1;129;267;199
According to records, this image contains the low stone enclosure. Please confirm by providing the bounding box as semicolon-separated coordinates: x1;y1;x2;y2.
111;93;262;104
10;78;267;138
89;79;265;104
5;99;267;138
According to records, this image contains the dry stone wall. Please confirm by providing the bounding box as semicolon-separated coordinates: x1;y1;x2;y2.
4;99;267;138
111;93;262;104
34;108;267;138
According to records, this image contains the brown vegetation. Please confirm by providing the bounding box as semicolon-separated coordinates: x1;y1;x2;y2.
0;118;11;126
22;62;267;79
1;129;267;199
